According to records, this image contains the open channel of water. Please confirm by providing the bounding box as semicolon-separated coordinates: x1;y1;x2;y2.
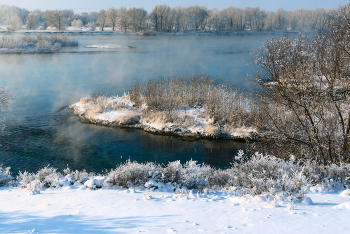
0;33;278;174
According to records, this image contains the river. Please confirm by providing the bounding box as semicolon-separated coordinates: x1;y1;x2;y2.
0;33;277;174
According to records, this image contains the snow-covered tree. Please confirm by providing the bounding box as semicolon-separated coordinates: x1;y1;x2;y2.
117;7;129;33
26;11;40;30
221;6;237;30
106;7;118;31
71;19;82;29
128;7;147;32
10;14;22;30
44;9;73;30
97;9;107;31
187;5;208;30
151;4;171;32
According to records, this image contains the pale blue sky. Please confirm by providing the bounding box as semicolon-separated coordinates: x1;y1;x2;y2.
1;0;347;12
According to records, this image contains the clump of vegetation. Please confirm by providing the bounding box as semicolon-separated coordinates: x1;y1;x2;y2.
129;75;253;127
8;152;350;201
0;34;78;52
0;165;12;187
250;3;350;165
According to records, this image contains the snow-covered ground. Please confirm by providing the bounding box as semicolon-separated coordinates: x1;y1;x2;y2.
69;94;257;140
0;186;349;233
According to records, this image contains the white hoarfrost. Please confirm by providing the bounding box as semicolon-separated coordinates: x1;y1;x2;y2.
69;94;257;140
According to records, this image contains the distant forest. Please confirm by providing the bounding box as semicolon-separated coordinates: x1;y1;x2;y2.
0;4;331;32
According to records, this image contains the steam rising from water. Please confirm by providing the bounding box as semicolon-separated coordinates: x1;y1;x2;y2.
0;34;269;174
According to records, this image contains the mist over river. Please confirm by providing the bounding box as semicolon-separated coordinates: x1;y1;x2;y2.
0;34;278;174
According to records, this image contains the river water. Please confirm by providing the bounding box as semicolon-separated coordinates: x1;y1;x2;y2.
0;34;275;174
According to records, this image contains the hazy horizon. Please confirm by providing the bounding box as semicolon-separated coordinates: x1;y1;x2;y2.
0;0;346;13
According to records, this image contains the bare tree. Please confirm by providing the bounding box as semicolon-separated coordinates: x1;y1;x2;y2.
26;11;40;29
151;4;170;32
172;7;183;32
221;6;237;30
106;7;118;31
128;7;147;32
252;4;350;165
44;10;72;30
117;7;129;33
187;5;208;30
275;8;287;30
97;9;107;31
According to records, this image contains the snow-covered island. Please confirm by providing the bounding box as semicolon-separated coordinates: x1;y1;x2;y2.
69;76;257;141
0;34;78;53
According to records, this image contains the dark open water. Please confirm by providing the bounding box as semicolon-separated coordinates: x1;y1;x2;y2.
0;34;275;174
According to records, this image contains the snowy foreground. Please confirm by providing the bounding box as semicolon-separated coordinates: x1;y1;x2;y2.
69;94;256;140
0;186;349;233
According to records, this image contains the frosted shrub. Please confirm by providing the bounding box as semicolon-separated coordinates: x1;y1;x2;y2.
3;151;349;200
0;35;78;52
129;75;252;128
229;151;309;201
301;161;350;190
80;95;91;104
62;167;92;184
49;34;78;46
113;111;141;125
178;160;211;189
17;166;62;192
161;161;182;183
106;160;161;187
36;41;60;51
0;37;26;49
0;165;12;186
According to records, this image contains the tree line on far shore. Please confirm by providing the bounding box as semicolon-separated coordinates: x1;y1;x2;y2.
0;4;331;32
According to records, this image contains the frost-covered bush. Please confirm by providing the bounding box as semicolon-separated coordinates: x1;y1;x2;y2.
4;151;350;200
0;165;12;186
17;167;61;192
106;160;161;187
48;34;78;46
0;37;26;49
36;41;60;51
129;75;252;127
229;151;309;201
301;161;350;190
62;167;92;184
177;160;211;189
17;166;94;193
0;35;78;52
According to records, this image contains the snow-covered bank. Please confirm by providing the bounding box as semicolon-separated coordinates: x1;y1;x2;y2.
69;94;257;140
0;186;349;233
0;28;301;37
1;152;349;233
